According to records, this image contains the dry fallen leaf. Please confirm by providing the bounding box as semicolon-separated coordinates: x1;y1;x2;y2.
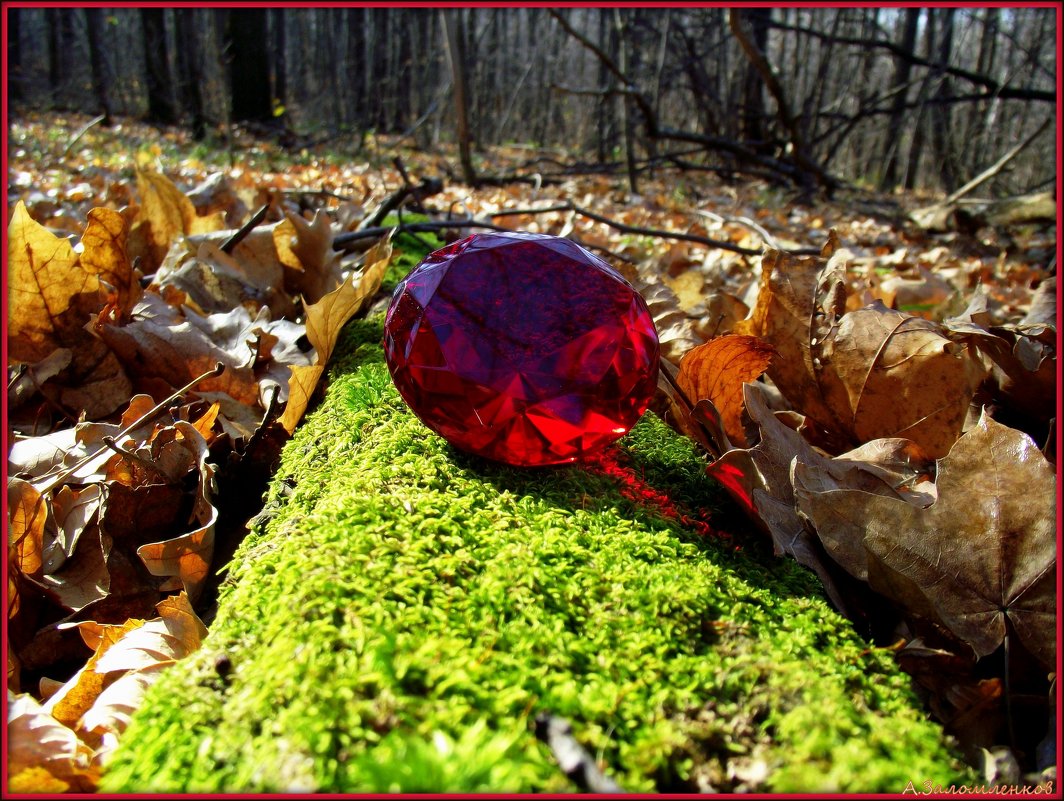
945;288;1057;441
39;592;206;765
130;168;226;271
707;382;941;617
816;302;988;458
96;292;310;409
80;207;143;321
734;236;987;458
733;239;848;439
8;478;49;619
6;691;99;792
634;280;705;364
794;411;1056;669
7;200;133;418
135;422;218;603
676;334;774;446
280;232;394;433
274;209;345;304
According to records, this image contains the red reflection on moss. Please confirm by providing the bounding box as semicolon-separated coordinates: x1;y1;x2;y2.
586;449;734;546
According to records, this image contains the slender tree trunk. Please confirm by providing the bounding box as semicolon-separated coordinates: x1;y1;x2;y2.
614;9;639;194
226;9;273;123
442;10;476;185
8;8;23;105
141;9;177;124
269;8;287;123
972;9;1000;167
930;8;957;190
736;8;771;150
46;9;73;109
879;9;920;190
174;9;207;140
904;10;936;190
85;9;112;124
345;9;366;129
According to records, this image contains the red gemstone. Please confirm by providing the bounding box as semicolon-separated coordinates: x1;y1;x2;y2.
383;232;660;466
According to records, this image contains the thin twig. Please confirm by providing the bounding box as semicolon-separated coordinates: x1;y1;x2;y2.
221;204;270;254
358;177;445;231
101;436;172;484
696;209;780;250
490;204;572;218
569;202;764;255
34;362;226;494
334;219;510;250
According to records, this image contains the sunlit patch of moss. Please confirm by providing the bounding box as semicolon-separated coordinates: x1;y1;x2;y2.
102;265;973;794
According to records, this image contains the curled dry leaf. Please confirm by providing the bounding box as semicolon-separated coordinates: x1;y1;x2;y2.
817;302;988;458
274;209;345;303
96;293;311;409
733;243;847;437
707;383;940;616
130;168;226;272
676;334;774;446
735;235;987;458
8;478;49;619
794;411;1056;669
7;200;132;418
135;422;218;603
280;232;394;433
6;691;99;792
80;207;142;321
945;287;1057;440
34;592;207;769
186;171;249;225
152;231;291;319
634;280;705;364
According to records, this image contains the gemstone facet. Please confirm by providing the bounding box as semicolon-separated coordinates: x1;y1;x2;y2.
383;231;660;466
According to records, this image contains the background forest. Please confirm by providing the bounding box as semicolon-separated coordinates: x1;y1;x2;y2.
7;6;1058;197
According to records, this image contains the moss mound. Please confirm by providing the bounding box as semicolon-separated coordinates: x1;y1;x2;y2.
101;283;973;792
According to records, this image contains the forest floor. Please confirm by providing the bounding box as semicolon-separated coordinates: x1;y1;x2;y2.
5;110;1058;793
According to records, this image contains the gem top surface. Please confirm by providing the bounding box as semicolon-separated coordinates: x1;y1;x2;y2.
383;231;660;466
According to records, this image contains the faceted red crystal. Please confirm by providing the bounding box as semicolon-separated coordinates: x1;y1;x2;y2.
383;231;660;466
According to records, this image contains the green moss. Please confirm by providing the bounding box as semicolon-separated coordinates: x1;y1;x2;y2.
101;306;973;794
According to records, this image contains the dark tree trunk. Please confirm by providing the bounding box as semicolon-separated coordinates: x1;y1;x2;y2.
272;6;289;124
442;9;476;185
880;9;920;190
614;9;639;195
226;9;273;123
46;9;74;109
174;9;207;140
904;10;936;190
141;9;177;124
346;9;366;129
8;8;23;104
930;8;957;189
270;8;287;113
85;9;113;124
738;8;771;151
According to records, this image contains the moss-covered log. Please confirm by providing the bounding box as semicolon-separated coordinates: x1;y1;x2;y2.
102;251;974;792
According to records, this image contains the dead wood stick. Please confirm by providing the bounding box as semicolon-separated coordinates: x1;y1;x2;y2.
33;363;226;494
358;176;444;231
943;117;1051;206
220;203;270;254
568;202;764;255
336;204;811;257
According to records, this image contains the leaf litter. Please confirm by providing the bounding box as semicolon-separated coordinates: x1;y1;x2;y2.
6;111;1057;788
